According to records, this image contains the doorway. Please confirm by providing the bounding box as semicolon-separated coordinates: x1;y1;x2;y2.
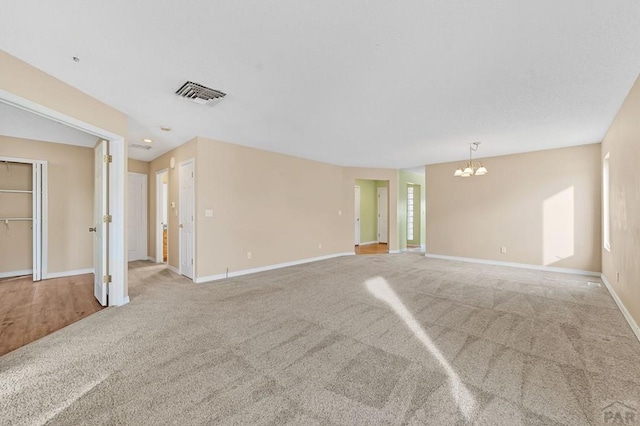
354;179;389;254
156;169;169;264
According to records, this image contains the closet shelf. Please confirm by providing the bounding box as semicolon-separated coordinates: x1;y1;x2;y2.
1;218;33;221
0;189;32;194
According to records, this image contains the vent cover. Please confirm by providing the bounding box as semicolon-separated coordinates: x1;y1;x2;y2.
130;143;152;150
175;81;226;106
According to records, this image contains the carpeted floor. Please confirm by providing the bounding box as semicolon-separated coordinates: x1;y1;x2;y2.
1;254;639;425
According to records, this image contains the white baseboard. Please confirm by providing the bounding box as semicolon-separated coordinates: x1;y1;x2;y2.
0;269;33;279
167;265;180;275
601;274;640;343
389;250;401;254
120;296;130;306
44;268;94;279
358;241;378;246
424;253;600;277
195;252;356;284
147;256;156;263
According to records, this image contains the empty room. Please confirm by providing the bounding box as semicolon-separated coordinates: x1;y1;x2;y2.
1;2;639;425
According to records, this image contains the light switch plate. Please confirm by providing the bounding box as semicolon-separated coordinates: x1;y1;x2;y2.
205;209;213;217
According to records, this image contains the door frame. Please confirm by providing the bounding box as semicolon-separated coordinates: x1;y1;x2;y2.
178;158;196;280
354;185;361;245
0;90;128;306
127;172;148;262
377;186;389;244
155;168;168;264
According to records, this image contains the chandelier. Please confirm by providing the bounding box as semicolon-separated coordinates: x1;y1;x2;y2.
454;142;488;177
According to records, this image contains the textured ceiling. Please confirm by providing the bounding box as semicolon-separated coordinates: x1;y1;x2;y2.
1;1;640;167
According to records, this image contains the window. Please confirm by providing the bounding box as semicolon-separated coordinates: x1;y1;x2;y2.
407;185;414;241
603;153;610;251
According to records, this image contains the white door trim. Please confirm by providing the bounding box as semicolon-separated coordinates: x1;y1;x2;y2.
156;169;168;264
0;90;128;306
377;186;388;244
354;185;361;245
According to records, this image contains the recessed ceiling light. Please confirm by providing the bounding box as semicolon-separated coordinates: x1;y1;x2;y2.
160;126;171;132
143;138;153;143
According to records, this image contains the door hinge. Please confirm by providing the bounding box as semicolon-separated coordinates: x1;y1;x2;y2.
191;171;194;178
104;154;113;163
103;274;112;283
103;214;113;223
191;259;194;265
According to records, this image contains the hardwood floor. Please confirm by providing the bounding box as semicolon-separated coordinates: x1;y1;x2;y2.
355;243;388;255
0;273;103;356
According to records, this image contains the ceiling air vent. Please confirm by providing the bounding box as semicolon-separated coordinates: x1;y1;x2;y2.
175;81;226;106
130;143;152;150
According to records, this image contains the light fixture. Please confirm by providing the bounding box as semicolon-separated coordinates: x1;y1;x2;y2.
143;138;153;143
160;126;171;132
454;142;488;177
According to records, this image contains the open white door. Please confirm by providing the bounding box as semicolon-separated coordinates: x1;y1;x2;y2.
354;185;361;245
93;140;109;306
179;159;194;279
377;186;388;244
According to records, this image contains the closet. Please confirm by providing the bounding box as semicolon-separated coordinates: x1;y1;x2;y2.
0;159;44;281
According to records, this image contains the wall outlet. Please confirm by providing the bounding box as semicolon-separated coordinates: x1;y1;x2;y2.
500;246;507;254
318;243;322;249
338;210;342;216
247;251;252;260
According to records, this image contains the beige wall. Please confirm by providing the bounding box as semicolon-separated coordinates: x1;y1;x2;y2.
148;139;197;267
601;74;640;328
0;50;126;136
0;136;94;274
128;158;150;175
196;137;351;278
426;143;602;272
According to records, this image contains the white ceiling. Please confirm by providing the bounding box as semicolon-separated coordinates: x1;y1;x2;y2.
1;1;639;167
0;102;99;147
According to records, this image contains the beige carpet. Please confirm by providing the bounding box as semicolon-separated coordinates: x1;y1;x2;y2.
1;254;639;425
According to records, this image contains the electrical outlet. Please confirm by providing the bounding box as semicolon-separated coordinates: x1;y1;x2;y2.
318;243;322;249
204;209;213;217
500;246;507;254
247;252;252;260
338;210;342;216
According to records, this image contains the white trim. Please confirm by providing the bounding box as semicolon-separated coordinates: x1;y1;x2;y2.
601;273;640;343
0;270;33;279
147;257;156;263
122;296;130;305
167;265;180;275
44;268;94;279
359;241;378;246
195;252;356;284
389;249;401;254
424;253;601;277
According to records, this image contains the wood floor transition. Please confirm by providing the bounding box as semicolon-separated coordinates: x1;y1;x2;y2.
355;243;388;255
0;273;103;356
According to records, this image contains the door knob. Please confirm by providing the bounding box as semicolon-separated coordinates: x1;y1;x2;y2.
178;224;184;228
89;227;96;232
